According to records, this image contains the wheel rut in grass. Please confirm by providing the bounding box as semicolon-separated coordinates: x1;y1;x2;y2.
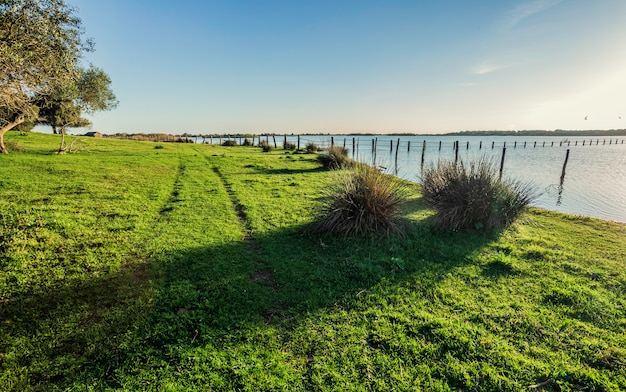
211;166;253;236
211;165;278;294
159;158;186;215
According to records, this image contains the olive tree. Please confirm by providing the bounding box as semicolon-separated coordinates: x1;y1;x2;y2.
0;0;91;153
36;66;118;152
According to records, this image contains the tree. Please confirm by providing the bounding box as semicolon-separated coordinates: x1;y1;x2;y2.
0;0;90;153
36;66;118;152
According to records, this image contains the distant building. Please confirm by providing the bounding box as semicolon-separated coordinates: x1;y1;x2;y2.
83;131;103;138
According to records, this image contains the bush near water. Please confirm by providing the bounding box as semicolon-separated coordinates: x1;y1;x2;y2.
1;131;625;391
421;157;537;231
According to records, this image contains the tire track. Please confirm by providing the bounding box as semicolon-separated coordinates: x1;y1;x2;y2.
159;158;185;215
210;164;278;296
211;166;254;239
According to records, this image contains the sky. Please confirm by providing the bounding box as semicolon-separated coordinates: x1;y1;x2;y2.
63;0;626;135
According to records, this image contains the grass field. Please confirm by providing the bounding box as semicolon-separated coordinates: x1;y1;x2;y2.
1;131;625;391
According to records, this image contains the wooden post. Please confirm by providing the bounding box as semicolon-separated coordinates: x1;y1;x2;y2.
372;139;375;153
352;137;355;154
343;138;346;149
492;141;495;149
454;141;459;164
543;141;545;147
561;149;570;181
499;146;506;178
272;135;277;148
395;139;400;175
466;141;469;150
331;136;334;147
514;141;517;148
479;141;482;149
439;141;442;151
407;141;411;152
421;140;426;169
390;139;393;152
297;135;301;150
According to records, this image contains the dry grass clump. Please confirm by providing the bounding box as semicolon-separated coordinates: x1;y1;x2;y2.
312;164;409;237
259;140;272;152
317;145;353;170
421;158;536;231
305;142;320;153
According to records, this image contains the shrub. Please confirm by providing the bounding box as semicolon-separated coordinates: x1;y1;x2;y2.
222;139;238;146
312;164;409;237
318;146;353;170
420;158;536;231
154;145;164;149
242;137;254;146
283;141;296;150
259;140;272;152
305;142;320;153
4;140;25;152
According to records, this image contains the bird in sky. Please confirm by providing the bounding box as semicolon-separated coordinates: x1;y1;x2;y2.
584;115;588;120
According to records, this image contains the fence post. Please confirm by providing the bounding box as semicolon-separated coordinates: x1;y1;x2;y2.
421;140;426;169
561;149;570;181
499;147;506;178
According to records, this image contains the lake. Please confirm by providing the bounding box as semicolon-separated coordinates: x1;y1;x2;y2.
215;134;626;223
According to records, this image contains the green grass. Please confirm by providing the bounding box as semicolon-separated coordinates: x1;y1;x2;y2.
1;131;625;391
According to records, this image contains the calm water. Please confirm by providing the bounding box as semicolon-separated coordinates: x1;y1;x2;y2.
215;135;626;223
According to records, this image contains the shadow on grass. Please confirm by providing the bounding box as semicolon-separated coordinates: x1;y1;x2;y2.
1;220;501;390
0;262;153;388
97;223;497;383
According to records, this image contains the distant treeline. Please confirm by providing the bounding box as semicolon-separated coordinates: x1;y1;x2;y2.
98;129;626;142
443;129;626;137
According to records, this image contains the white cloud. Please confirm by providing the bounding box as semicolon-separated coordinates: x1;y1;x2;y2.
500;0;562;31
472;61;509;75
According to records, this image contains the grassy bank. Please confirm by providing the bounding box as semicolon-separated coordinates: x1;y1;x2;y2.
1;132;625;391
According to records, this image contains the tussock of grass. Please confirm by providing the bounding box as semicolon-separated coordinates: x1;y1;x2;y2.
421;157;536;231
312;164;410;237
317;145;353;170
259;139;272;152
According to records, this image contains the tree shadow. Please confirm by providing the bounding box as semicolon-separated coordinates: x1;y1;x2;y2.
0;262;153;388
1;218;501;390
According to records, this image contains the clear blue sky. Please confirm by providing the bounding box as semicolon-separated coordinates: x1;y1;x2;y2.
65;0;626;134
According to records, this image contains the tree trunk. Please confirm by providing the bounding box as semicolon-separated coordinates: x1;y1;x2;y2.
52;125;58;135
58;128;67;153
0;114;26;154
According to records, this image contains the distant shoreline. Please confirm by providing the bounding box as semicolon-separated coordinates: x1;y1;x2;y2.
87;129;626;139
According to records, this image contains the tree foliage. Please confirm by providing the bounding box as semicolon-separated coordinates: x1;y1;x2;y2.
0;0;93;153
36;66;118;137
